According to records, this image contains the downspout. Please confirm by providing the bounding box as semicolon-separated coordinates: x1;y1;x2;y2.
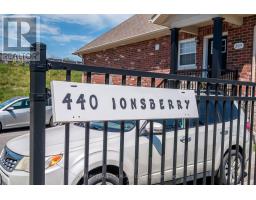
252;25;256;82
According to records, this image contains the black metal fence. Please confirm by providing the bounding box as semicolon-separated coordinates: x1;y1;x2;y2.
177;69;239;80
30;43;256;185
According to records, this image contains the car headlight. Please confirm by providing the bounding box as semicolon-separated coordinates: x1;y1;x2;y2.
15;156;29;172
15;154;63;172
45;154;63;169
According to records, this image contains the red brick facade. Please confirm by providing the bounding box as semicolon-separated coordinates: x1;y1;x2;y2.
83;15;256;83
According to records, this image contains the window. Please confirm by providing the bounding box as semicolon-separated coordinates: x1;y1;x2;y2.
75;121;136;132
11;101;23;109
217;100;239;122
153;119;185;131
190;97;221;127
198;98;221;126
178;39;196;69
10;99;29;110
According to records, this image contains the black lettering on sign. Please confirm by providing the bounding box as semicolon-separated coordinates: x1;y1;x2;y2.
62;93;72;110
177;100;183;110
168;99;174;109
120;98;127;109
130;98;137;110
185;100;190;109
159;99;164;110
149;99;155;109
140;98;146;110
89;95;98;110
76;94;86;110
112;98;116;110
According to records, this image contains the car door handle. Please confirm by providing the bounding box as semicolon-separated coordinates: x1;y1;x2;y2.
180;136;192;143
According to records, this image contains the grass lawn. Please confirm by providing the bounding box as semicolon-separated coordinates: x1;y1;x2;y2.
0;63;83;102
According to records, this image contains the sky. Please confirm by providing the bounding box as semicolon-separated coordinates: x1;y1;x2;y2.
0;14;133;61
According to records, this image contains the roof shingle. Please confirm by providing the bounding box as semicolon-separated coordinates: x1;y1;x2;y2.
75;14;168;55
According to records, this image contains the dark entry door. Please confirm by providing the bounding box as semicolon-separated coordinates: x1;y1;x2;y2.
207;36;227;74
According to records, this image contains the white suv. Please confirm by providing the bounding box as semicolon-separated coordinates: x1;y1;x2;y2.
0;98;250;185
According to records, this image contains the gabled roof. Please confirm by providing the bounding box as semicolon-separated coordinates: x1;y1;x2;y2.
74;14;169;55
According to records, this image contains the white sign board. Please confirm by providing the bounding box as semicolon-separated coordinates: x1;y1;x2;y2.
51;81;199;122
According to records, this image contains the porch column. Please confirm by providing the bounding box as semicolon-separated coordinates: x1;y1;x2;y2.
170;28;180;74
212;17;224;78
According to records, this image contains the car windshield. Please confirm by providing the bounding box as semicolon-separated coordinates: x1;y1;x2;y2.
75;120;136;132
0;97;20;109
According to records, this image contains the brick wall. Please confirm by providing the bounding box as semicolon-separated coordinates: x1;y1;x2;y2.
83;32;195;72
83;36;170;71
82;15;256;83
227;16;256;81
196;16;256;81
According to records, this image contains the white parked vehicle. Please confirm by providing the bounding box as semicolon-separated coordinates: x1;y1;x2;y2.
0;98;250;185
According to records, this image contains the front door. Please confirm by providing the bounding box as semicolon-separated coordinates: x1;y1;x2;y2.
207;36;227;76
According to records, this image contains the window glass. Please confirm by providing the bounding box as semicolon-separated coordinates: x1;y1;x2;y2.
0;97;20;109
75;121;136;132
153;119;185;131
11;100;23;109
24;99;30;108
180;54;196;66
180;41;196;54
179;39;196;67
218;100;239;122
11;99;29;110
190;97;221;127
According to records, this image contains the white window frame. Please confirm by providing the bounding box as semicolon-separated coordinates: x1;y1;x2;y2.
178;38;197;70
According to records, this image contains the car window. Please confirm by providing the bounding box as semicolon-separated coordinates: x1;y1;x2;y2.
0;97;20;109
24;99;30;108
153;119;185;131
218;100;239;122
199;99;219;125
190;97;221;127
75;120;136;132
11;99;29;110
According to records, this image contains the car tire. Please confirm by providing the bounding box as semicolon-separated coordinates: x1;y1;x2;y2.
88;173;119;185
0;122;2;133
217;149;243;185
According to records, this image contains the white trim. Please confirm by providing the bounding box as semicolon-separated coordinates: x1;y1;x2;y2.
252;25;256;82
178;38;197;70
202;32;228;71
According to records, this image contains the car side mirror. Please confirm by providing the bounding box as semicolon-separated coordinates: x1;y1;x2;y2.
142;122;163;135
6;106;14;111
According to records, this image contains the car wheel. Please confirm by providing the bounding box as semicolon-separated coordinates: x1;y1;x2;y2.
88;173;119;185
0;122;2;133
217;149;243;185
49;117;57;127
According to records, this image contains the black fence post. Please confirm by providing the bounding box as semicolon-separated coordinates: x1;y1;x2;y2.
211;17;224;79
29;43;47;185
